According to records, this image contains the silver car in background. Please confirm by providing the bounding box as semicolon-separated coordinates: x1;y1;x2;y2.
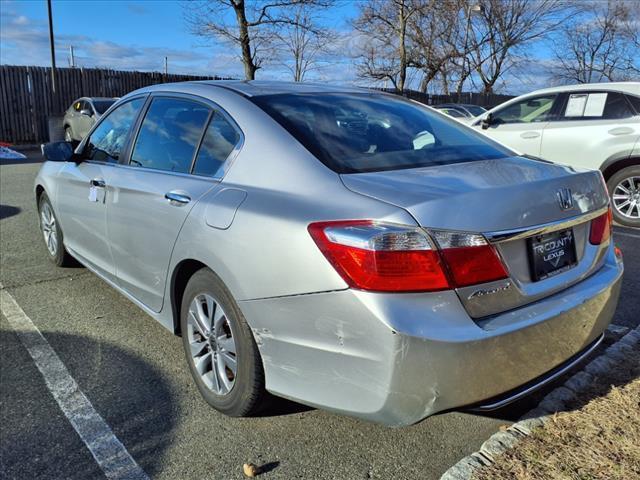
36;82;623;426
63;97;117;142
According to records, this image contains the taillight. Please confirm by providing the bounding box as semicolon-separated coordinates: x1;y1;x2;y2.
308;221;508;293
308;221;449;292
431;231;509;287
589;208;612;245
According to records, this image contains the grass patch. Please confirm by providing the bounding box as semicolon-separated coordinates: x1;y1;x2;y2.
474;350;640;480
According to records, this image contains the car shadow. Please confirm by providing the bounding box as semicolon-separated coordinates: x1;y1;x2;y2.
1;331;178;479
254;394;314;417
0;204;21;220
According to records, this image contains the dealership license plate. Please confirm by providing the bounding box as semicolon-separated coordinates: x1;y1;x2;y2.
528;228;577;281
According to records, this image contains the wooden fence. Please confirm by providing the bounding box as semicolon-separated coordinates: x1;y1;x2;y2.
0;65;224;144
376;88;514;109
0;65;516;144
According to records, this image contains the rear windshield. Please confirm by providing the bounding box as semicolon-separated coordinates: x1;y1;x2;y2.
93;100;116;114
251;93;513;174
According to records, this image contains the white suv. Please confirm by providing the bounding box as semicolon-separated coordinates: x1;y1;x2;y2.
471;82;640;227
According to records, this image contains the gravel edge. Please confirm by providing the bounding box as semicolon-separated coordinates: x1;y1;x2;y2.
440;323;640;480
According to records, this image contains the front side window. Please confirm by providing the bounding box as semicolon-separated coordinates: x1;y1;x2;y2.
492;95;557;125
86;98;144;163
130;97;210;173
73;100;82;112
252;93;512;174
81;101;92;115
192;112;241;178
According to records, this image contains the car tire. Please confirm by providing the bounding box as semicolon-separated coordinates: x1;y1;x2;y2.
64;126;74;142
38;192;74;266
607;165;640;228
180;268;266;416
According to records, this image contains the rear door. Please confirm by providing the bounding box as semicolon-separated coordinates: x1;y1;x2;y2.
106;94;242;312
540;90;640;170
56;97;146;280
478;93;561;155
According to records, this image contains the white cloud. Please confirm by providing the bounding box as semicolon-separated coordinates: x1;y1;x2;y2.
0;9;225;76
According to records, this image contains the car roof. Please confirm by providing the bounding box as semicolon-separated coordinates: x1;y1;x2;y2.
75;97;118;103
528;82;640;97
135;80;371;97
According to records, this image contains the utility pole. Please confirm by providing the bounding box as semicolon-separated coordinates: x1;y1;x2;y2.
47;0;57;94
69;45;75;68
164;56;168;76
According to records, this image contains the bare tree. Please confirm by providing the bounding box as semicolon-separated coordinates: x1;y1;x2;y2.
409;0;463;93
552;0;640;83
184;0;329;80
273;3;333;81
353;0;420;91
466;0;569;93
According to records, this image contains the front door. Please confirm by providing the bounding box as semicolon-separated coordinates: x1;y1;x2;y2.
478;93;560;157
55;97;146;280
56;161;113;277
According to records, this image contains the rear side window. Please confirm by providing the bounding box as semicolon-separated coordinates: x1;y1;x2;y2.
86;98;144;163
193;113;241;178
627;94;640;114
93;100;115;114
562;92;635;120
130;97;210;173
252;93;512;174
492;94;557;125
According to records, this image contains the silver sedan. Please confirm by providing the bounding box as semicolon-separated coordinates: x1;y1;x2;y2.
36;82;623;426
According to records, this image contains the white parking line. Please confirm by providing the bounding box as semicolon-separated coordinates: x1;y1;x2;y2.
0;285;149;480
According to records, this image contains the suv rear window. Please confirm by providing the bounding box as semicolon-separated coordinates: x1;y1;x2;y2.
251;93;512;174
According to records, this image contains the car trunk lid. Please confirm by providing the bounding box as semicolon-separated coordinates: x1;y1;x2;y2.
341;156;611;318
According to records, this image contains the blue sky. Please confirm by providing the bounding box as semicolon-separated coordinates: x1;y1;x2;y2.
0;0;359;80
1;0;565;93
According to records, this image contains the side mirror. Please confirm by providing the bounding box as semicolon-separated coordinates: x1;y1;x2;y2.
41;141;78;162
80;108;93;117
481;113;493;130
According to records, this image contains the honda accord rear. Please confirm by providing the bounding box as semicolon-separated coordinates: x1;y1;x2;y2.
37;82;623;427
240;87;623;426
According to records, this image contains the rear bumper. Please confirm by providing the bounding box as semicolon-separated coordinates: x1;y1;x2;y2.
240;245;623;426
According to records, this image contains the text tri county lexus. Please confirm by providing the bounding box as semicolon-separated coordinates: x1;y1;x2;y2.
36;81;623;426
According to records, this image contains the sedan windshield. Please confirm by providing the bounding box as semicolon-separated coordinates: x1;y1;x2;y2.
93;100;116;114
464;105;487;116
252;93;512;173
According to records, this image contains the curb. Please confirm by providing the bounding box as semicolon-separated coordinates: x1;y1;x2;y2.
441;323;640;480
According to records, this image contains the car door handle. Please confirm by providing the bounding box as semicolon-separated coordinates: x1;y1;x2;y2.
608;127;634;136
165;191;191;206
520;131;541;139
90;178;106;188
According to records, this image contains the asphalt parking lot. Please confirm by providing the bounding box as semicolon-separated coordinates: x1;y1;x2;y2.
1;150;639;480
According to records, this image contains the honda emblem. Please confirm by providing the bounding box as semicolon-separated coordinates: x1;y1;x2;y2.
557;188;573;210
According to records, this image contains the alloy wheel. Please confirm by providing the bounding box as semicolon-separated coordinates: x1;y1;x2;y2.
40;203;58;255
612;176;640;220
187;293;237;395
